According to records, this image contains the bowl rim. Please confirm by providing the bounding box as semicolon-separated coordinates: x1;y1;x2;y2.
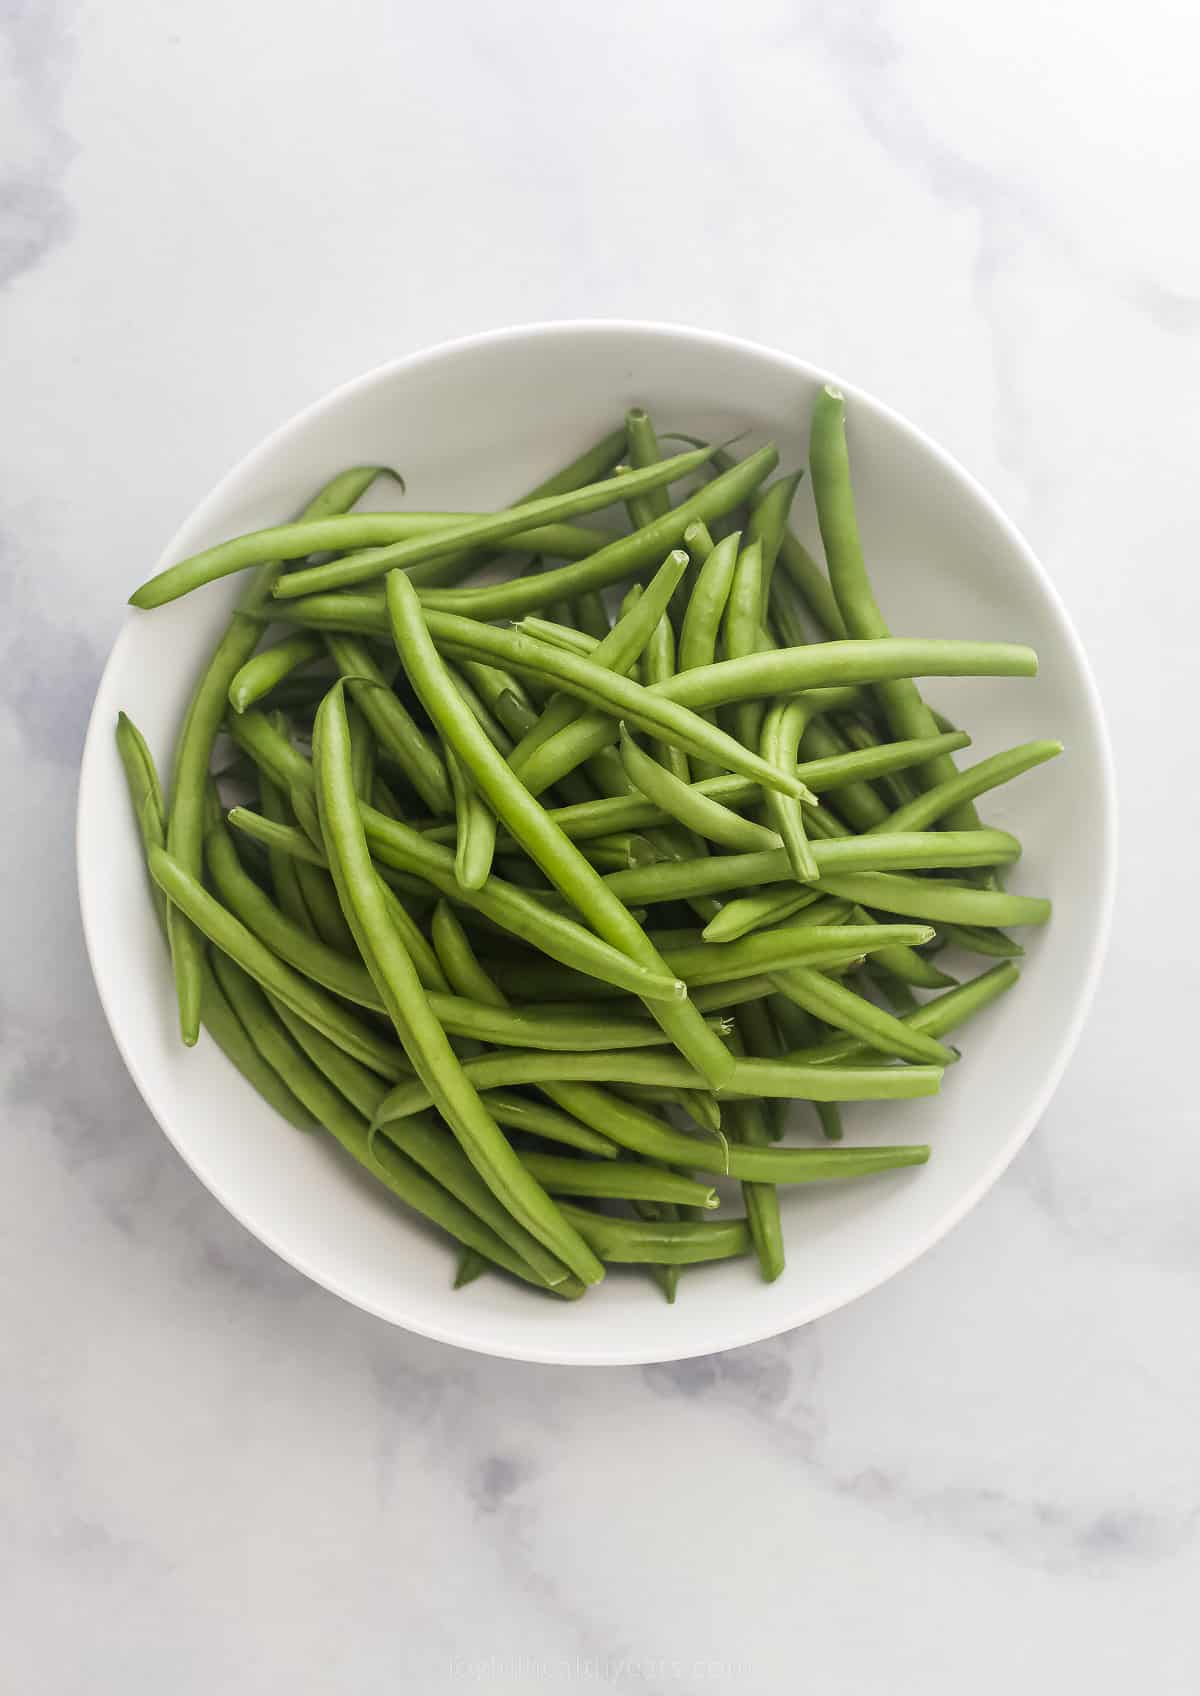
76;318;1118;1365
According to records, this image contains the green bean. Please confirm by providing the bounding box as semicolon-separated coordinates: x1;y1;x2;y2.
378;1115;578;1288
226;706;315;793
427;901;630;1161
599;829;1021;906
372;1047;940;1128
798;961;1020;1066
347;699;375;801
483;1091;620;1158
656;636;1038;711
458;660;538;740
133;508;611;609
160;466;386;1042
768;565;816;648
813;870;1051;927
266;993;389;1119
115;713;316;1132
295;856;360;955
401;431;630;602
444;745;496;890
447;665;513;753
361;804;687;1000
148;843;411;1078
325;633;452;815
539;1080;923;1178
312;680;604;1286
235;976;575;1291
387;570;735;1089
422;612;822;804
727;1012;784;1281
868;739;1064;835
519;1152;717;1210
454;1247;489;1288
664;923;933;986
723;537;769;749
508;551;688;790
618;726;778;851
810;385;984;820
411;445;779;621
769;966;956;1065
761;699;819;881
701;886;826;942
427;733;968;857
524;427;631;500
937;922;1025;959
228;634;324;714
797;717;891;830
641;604;690;784
623;408;673;529
258;773;316;938
554;1203;752;1267
272;445;713;598
747;471;803;612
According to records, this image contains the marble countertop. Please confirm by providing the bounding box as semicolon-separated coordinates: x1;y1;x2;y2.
4;3;1196;1690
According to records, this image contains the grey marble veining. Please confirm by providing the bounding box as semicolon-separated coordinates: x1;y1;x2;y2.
3;3;1197;1690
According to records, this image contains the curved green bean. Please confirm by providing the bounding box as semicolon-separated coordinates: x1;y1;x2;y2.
149;843;411;1078
229;634;324;714
325;633;452;815
555;1203;751;1266
412;445;779;621
794;961;1021;1065
386;569;735;1089
618;727;779;851
761;699;819;880
869;739;1064;835
312;680;604;1287
445;745;496;890
814;870;1051;927
769;966;956;1065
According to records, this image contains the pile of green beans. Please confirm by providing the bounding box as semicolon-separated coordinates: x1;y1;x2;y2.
121;389;1057;1303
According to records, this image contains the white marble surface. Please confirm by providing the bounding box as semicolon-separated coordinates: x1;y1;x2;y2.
3;2;1196;1689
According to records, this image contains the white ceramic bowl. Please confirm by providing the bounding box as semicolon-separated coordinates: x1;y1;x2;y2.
77;322;1115;1365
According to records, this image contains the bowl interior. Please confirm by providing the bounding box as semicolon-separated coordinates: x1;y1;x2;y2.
77;323;1114;1364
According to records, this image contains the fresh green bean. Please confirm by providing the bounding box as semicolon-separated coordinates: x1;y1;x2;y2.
454;1247;489;1288
555;1203;752;1266
618;727;778;852
273;445;713;598
937;922;1025;958
519;1153;717;1210
229;634;324;714
747;471;803;613
483;1091;620;1158
312;680;604;1286
422;612;823;803
116;713;316;1131
728;1012;784;1282
133;509;611;610
379;1115;577;1287
325;633;452;815
723;537;768;749
809;385;981;819
411;446;779;621
868;740;1064;835
761;699;819;880
769;966;956;1065
508;551;689;791
386;569;736;1089
794;961;1020;1065
599;829;1022;906
258;773;316;938
372;1047;940;1128
701;885;826;943
797;717;891;830
623;408;673;529
444;745;496;890
161;466;385;1041
813;870;1051;927
361;804;687;1000
148;844;411;1078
